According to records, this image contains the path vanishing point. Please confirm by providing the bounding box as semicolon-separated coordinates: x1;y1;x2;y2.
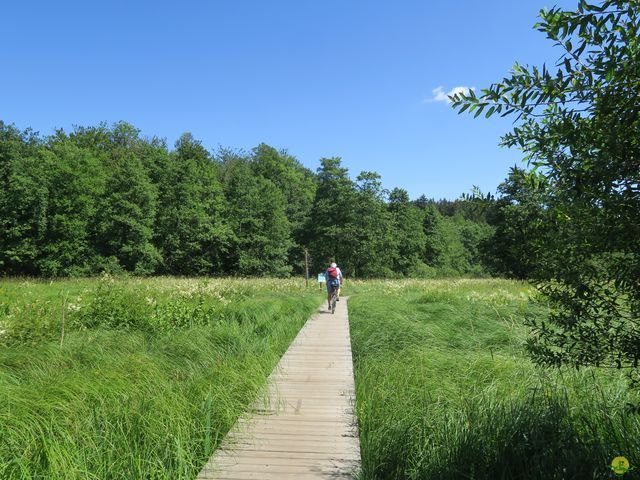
196;297;361;479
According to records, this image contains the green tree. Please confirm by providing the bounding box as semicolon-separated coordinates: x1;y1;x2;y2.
251;144;316;237
154;133;230;275
0;124;47;275
414;196;492;277
250;144;316;270
452;1;640;379
424;216;480;276
306;158;359;275
429;197;492;223
484;167;551;279
36;137;106;276
458;218;494;276
348;171;395;277
419;203;445;269
388;188;427;276
93;153;160;274
221;154;292;276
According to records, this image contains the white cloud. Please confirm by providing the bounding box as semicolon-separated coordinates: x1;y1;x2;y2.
426;85;476;103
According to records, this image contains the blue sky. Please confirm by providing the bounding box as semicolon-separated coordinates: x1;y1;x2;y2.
2;0;576;199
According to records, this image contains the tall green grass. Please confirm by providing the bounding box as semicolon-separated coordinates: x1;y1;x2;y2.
348;279;640;479
0;277;321;479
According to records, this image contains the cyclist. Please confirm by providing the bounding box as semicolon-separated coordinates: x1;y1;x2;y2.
325;262;344;310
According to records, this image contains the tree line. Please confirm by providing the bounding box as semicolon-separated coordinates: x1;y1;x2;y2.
1;120;525;279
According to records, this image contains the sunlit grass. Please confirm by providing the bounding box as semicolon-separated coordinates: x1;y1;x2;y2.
349;279;640;479
5;277;639;479
0;277;322;479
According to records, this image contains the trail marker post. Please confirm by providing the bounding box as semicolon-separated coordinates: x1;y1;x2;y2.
304;247;309;288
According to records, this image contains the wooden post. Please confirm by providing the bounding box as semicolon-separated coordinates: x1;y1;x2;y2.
60;292;68;348
304;248;309;288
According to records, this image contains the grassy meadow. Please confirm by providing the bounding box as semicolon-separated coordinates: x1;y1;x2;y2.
3;277;640;479
0;277;322;479
347;279;640;479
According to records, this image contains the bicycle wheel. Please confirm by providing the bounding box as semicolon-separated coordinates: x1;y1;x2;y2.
331;291;337;314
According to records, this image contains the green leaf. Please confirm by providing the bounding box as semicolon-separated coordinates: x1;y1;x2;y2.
605;68;615;82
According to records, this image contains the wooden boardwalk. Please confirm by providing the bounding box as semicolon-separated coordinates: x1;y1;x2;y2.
197;298;360;479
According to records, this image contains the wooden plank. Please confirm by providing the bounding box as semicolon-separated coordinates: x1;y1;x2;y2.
196;298;360;479
222;443;360;454
202;473;354;480
213;456;358;466
212;449;359;461
203;463;355;475
231;428;354;437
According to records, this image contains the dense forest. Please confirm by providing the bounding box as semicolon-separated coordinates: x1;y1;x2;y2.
0;120;524;279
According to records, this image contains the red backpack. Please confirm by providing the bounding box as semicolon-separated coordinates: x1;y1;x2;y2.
327;267;339;279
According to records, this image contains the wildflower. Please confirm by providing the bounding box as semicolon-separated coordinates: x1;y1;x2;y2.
66;303;81;312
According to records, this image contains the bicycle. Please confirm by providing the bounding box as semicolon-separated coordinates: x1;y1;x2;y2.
329;283;339;314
